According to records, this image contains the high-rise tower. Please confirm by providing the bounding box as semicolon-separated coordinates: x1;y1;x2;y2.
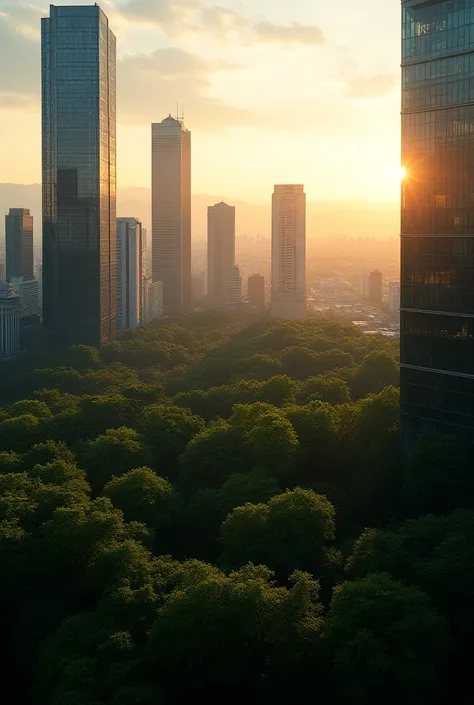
207;201;235;306
41;4;116;347
5;208;34;282
401;0;474;438
116;218;143;333
152;115;191;314
271;185;306;320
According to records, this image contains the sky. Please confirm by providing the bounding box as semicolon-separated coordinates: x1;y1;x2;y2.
0;0;402;204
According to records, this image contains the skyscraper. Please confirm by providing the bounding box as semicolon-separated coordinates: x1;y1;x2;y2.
207;201;236;307
248;273;265;310
271;185;306;320
116;218;143;333
401;0;474;438
42;5;117;348
225;265;242;310
152;115;191;315
388;281;400;316
5;209;34;282
0;282;21;358
368;270;383;303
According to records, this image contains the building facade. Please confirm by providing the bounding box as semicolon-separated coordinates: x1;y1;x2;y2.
271;185;306;320
401;0;474;437
207;201;236;306
388;281;401;316
116;218;143;333
151;115;191;315
0;282;21;357
248;273;265;310
191;272;205;306
5;208;34;282
42;5;117;348
225;265;242;310
368;270;383;303
10;278;39;322
142;278;164;324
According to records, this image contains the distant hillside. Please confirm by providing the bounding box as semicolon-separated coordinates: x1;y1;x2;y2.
0;183;400;245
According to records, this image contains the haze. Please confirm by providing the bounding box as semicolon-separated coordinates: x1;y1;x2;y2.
0;0;401;209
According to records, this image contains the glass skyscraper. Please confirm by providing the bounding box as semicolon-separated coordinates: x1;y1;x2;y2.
401;0;474;438
41;4;116;347
5;208;34;282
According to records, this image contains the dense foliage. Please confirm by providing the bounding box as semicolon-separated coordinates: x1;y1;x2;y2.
0;311;470;705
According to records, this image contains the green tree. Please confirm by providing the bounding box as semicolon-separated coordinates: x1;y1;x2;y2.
147;565;323;702
63;344;101;370
81;428;153;490
220;470;280;514
0;414;40;453
350;386;399;456
324;573;449;705
221;488;336;578
178;422;248;494
139;404;204;473
259;375;296;406
350;350;399;399
297;375;351;405
103;467;180;537
8;399;53;420
247;414;299;480
0;451;22;474
22;440;76;471
285;403;339;486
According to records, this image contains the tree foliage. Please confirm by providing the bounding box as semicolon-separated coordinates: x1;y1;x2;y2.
2;311;470;705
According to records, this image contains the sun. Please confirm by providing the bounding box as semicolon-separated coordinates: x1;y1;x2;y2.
399;166;407;181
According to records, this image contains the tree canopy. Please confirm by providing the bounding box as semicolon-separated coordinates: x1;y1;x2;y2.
0;310;469;705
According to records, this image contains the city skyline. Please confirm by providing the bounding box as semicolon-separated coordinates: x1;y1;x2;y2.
0;0;401;204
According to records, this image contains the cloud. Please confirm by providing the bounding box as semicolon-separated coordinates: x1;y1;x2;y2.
345;74;399;99
119;0;326;46
0;10;40;110
119;0;200;27
255;21;325;46
118;47;254;130
0;2;45;26
200;5;248;34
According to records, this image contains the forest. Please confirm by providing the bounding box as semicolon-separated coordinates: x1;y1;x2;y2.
0;310;472;705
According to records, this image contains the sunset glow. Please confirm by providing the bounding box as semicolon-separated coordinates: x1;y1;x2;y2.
0;0;401;205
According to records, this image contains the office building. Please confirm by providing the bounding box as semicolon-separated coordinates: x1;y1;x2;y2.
152;115;191;314
142;227;150;278
0;282;21;357
192;272;205;306
248;273;265;310
225;265;242;310
116;218;143;333
401;0;474;437
360;272;369;299
388;281;400;316
142;278;164;324
5;208;34;282
10;278;39;322
271;185;306;320
368;270;383;303
207;201;236;306
42;5;117;348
